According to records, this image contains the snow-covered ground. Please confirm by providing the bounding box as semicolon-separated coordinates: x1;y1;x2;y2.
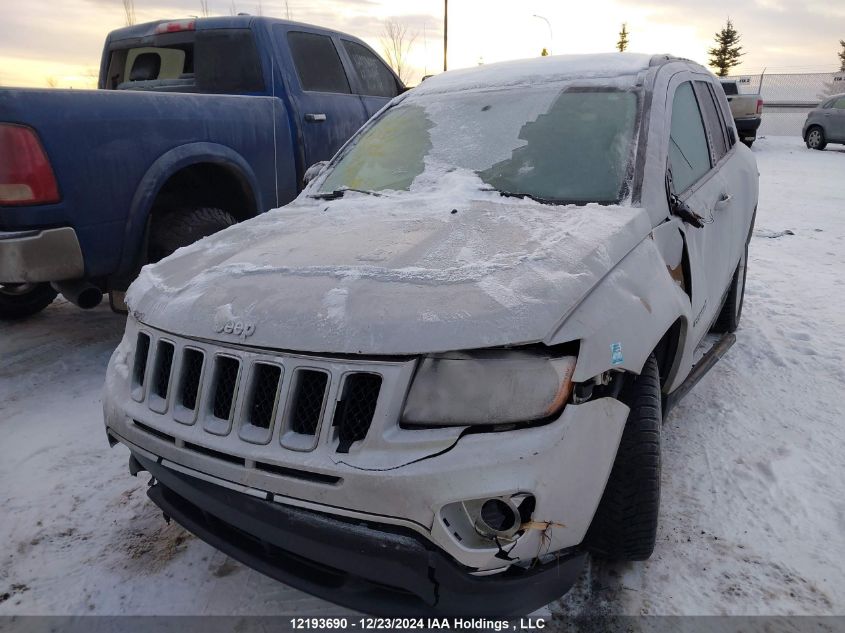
1;136;843;617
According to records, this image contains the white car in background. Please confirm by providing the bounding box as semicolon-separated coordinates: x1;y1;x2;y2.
103;52;758;616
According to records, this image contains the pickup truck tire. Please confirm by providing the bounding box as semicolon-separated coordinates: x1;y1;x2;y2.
805;126;826;151
586;353;661;561
0;283;58;319
149;207;237;263
711;244;748;334
742;138;754;148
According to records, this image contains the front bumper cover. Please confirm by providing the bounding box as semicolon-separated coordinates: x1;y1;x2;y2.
135;452;586;617
0;227;84;282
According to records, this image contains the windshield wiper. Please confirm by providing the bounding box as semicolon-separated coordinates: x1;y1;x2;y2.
493;190;570;206
310;188;382;200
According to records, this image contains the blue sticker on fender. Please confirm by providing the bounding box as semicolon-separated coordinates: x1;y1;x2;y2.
610;342;624;365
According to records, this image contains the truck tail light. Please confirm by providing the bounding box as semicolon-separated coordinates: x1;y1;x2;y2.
0;124;60;205
756;99;764;114
154;20;195;34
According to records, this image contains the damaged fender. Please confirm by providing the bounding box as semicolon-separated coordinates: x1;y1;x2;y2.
547;236;691;383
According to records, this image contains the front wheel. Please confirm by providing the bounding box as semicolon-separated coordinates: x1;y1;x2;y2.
711;244;748;334
0;282;58;319
586;354;661;561
805;126;826;150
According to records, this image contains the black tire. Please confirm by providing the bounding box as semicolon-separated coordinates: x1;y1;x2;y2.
711;243;748;334
805;126;826;150
742;138;754;148
0;282;58;319
148;206;237;263
586;354;661;561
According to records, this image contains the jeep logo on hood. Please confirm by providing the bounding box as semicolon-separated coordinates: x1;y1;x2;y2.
214;319;255;338
212;305;256;339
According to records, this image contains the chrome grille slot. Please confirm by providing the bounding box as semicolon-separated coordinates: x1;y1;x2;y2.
247;363;282;429
131;332;151;401
334;373;382;453
289;370;329;436
152;341;175;399
203;355;241;436
173;347;204;425
179;348;204;411
212;356;240;420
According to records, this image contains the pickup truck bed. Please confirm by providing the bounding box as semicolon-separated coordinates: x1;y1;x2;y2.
719;79;763;146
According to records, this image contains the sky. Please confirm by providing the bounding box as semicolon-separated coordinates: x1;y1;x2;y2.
0;0;842;88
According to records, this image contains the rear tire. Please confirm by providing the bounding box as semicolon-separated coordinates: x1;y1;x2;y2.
711;244;748;334
0;282;58;319
148;206;237;263
805;126;826;150
586;354;661;561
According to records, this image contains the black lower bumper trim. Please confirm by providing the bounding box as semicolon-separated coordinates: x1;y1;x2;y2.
134;453;586;617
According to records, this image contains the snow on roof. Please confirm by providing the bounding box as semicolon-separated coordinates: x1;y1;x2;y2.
412;53;655;95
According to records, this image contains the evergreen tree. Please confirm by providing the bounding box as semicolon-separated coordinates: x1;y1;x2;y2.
541;47;549;57
617;23;629;52
708;19;745;77
839;39;845;72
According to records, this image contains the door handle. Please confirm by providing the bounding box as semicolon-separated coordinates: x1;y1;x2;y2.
305;113;327;122
715;193;732;210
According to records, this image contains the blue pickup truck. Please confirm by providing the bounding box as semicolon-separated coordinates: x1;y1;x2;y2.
0;15;403;318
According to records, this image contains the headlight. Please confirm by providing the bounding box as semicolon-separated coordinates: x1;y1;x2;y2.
402;350;576;426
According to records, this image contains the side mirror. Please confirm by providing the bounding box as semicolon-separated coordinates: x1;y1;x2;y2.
303;161;328;186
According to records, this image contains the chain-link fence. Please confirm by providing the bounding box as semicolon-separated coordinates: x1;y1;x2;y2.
727;71;845;136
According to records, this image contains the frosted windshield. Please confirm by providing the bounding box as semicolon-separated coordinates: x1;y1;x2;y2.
320;86;640;204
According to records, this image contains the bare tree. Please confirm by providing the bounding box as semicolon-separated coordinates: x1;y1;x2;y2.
123;0;136;26
46;77;59;88
199;0;210;17
284;0;292;20
255;0;262;16
381;19;418;84
228;1;237;16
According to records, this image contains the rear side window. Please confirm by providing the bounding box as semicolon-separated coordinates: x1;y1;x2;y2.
669;82;711;193
287;31;350;93
720;81;738;96
342;40;399;98
194;29;264;93
694;81;728;163
833;97;845;109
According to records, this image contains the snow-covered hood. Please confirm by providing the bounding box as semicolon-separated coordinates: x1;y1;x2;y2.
127;191;653;355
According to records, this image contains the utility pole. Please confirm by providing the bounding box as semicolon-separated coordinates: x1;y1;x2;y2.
443;0;448;71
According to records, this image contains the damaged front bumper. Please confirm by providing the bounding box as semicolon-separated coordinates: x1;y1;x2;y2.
104;321;630;614
132;450;585;616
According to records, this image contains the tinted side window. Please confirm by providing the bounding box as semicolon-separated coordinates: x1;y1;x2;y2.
195;29;264;93
694;81;728;163
287;31;350;93
669;82;711;193
343;40;399;98
720;81;738;96
833;97;845;109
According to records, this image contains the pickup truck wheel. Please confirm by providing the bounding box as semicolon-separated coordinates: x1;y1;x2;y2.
149;207;237;263
711;244;748;334
805;126;826;150
586;354;661;561
0;282;58;319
